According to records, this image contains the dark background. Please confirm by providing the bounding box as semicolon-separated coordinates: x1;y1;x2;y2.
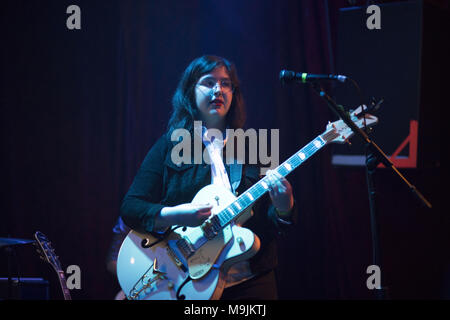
1;0;448;300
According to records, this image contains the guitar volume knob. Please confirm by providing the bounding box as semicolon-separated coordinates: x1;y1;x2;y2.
237;237;245;249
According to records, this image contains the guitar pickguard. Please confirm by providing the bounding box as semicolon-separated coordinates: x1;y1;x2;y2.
184;224;233;279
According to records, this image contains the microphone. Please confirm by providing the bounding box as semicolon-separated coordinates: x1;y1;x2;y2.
279;70;347;84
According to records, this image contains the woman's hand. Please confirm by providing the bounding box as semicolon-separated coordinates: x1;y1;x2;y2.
156;203;213;229
265;169;294;213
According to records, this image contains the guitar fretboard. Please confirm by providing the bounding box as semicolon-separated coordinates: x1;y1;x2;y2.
213;130;337;229
58;271;72;300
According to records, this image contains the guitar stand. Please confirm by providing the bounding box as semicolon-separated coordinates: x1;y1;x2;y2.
2;244;23;300
309;81;432;300
5;246;16;300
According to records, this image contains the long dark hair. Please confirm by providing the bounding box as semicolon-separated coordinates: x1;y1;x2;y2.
167;55;246;138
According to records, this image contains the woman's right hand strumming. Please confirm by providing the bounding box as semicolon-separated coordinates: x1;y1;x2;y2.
154;203;213;230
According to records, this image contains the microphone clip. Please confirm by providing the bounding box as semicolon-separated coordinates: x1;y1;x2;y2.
354;97;384;117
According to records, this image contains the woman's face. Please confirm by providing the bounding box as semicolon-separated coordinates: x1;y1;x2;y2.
194;66;233;128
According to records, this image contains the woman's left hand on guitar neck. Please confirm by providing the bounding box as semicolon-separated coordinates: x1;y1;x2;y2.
265;170;294;216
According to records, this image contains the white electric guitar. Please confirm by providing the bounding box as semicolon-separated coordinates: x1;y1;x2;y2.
116;106;378;300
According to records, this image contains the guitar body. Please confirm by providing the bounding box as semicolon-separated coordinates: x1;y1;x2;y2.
116;184;260;300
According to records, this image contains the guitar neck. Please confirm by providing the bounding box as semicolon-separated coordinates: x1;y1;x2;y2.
215;132;331;228
34;231;73;301
57;271;72;300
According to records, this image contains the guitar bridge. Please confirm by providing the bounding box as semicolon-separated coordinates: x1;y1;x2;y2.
166;246;187;272
176;237;195;258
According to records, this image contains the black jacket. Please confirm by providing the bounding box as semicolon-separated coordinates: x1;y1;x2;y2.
120;134;297;275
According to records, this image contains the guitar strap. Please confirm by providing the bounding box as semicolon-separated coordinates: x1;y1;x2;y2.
229;162;243;194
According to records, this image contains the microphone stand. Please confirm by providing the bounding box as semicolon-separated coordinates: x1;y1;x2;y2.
309;82;432;300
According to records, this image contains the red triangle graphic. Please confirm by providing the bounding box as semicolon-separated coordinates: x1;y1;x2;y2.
378;120;418;168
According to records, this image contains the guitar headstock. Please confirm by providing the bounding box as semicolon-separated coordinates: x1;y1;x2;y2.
322;105;378;144
34;231;63;273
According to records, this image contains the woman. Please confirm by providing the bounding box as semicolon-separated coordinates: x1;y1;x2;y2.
120;55;297;300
